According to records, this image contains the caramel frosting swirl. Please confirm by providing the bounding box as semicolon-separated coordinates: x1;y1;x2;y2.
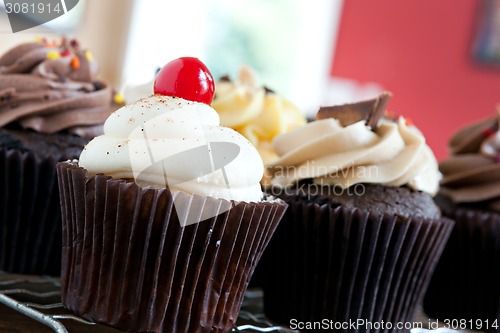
439;110;500;211
0;38;120;136
267;117;440;195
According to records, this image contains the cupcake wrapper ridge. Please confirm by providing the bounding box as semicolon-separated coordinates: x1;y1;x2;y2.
0;148;63;275
424;207;500;332
262;198;454;332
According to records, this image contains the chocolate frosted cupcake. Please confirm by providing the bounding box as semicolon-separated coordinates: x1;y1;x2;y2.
0;37;122;275
57;57;287;333
261;93;454;331
423;110;500;330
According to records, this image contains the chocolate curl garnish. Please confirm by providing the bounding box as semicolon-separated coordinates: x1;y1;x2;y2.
449;108;500;155
316;91;392;130
219;75;231;82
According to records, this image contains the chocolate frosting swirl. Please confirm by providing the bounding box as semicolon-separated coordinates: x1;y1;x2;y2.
0;38;120;137
440;110;500;211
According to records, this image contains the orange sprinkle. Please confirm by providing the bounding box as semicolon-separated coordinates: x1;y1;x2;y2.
71;56;80;69
405;117;414;127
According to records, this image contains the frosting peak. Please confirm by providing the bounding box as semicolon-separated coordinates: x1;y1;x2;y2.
80;94;264;202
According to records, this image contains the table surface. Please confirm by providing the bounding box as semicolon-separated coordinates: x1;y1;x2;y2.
0;304;53;333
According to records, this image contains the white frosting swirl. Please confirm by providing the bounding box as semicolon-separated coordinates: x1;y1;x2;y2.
79;95;264;202
267;117;440;195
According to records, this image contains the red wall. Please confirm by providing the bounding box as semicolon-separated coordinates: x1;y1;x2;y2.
331;0;500;160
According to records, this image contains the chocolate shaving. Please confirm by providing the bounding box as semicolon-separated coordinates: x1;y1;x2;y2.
264;86;275;94
219;75;231;82
316;91;392;130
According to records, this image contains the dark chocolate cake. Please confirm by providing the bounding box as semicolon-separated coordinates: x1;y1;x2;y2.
0;127;88;159
271;183;441;220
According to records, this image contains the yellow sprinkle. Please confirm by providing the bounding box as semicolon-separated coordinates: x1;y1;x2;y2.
114;93;124;104
85;50;94;62
46;51;61;60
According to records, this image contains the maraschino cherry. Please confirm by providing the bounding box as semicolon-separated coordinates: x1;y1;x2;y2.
154;57;215;105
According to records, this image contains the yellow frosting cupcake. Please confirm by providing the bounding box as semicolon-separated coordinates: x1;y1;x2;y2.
211;65;306;164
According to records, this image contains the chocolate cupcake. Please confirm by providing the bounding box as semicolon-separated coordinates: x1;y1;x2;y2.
0;37;122;275
423;110;500;331
261;92;454;332
57;57;287;333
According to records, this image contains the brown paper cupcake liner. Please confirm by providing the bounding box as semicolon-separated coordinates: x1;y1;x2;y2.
423;207;500;331
57;162;287;333
0;148;64;275
261;198;454;331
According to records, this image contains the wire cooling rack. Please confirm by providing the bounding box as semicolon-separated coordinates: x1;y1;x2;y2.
0;272;476;333
0;272;296;333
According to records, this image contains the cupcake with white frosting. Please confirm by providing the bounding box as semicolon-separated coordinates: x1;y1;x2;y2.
261;92;454;331
57;57;287;333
